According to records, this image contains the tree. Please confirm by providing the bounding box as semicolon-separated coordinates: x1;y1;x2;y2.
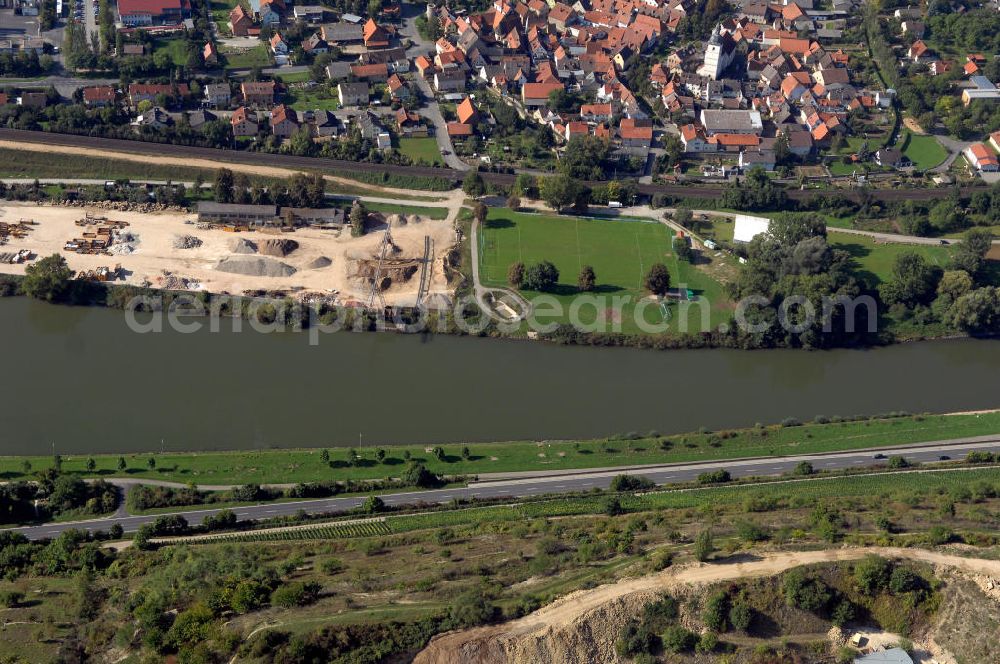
937;270;973;305
320;449;329;464
375;448;386;463
674;207;693;229
950;228;994;280
506;194;521;210
538;173;581;212
213;168;234;203
86;458;96;472
462;170;485;197
147;456;156;470
117;456;126;471
472;201;488;224
20;460;30;474
694;528;714;562
22;254;73;302
350;201;366;237
944;286;1000;333
402;462;439;488
879;252;941;307
522;261;559;292
362;495;385;513
795;461;814;475
507;261;525;288
577;265;596;292
644;263;671;296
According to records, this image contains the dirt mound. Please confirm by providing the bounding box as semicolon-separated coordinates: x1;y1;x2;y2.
215;256;297;278
172;234;203;249
258;238;299;257
228;238;257;254
305;256;332;269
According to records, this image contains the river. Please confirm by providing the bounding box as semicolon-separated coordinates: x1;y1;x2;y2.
2;297;999;454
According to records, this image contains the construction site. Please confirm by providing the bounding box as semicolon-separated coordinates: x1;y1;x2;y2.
0;203;458;307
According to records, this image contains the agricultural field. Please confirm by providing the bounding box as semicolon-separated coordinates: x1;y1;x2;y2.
478;209;732;334
3;411;997;485
399;137;444;166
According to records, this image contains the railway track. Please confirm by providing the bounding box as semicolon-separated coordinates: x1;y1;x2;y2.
0;128;981;203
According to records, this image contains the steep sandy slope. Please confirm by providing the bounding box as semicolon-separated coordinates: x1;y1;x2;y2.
414;547;1000;664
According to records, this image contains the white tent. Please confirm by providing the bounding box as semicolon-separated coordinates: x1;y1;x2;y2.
732;215;771;243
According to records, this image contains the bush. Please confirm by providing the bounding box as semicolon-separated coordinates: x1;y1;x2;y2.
610;474;654;492
661;625;697;653
615;623;657;658
271;581;321;608
854;556;891;596
784;570;831;612
320;557;344;575
703;591;730;632
697;469;731;484
694;529;714;562
927;525;953;545
794;461;815;475
889;566;921;595
736;520;770;543
966;451;996;464
729;600;752;632
696;631;718;654
0;590;24;607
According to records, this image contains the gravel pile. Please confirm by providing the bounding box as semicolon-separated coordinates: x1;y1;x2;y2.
305;256;332;269
258;238;299;257
173;235;203;249
215;256;297;277
228;238;257;254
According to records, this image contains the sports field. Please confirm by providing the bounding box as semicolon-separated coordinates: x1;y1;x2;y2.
479;209;731;334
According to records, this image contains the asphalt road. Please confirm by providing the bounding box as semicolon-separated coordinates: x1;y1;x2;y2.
10;436;1000;541
0;128;988;204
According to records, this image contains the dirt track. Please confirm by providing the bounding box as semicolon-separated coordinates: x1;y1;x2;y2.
414;547;1000;664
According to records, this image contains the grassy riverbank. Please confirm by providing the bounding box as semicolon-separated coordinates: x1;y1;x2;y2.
2;411;996;485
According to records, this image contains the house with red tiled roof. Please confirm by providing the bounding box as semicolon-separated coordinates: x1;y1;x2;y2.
231;106;259;137
965;143;999;172
83;85;116;107
908;40;931;62
228;4;254;36
447;122;473;137
128;83;189;106
270;104;298;138
580;103;612;122
989;131;1000;154
456;96;477;124
351;63;388;82
619;118;653;148
363;19;389;48
521;81;563;106
203;42;218;66
117;0;190;26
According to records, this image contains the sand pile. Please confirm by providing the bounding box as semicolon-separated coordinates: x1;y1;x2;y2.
258;238;298;257
228;238;257;254
305;256;331;269
215;256;297;277
173;235;203;249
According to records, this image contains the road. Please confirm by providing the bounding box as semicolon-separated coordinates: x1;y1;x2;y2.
9;435;1000;541
1;127;989;205
398;3;468;172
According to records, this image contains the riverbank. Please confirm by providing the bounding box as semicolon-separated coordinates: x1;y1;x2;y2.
2;411;997;485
